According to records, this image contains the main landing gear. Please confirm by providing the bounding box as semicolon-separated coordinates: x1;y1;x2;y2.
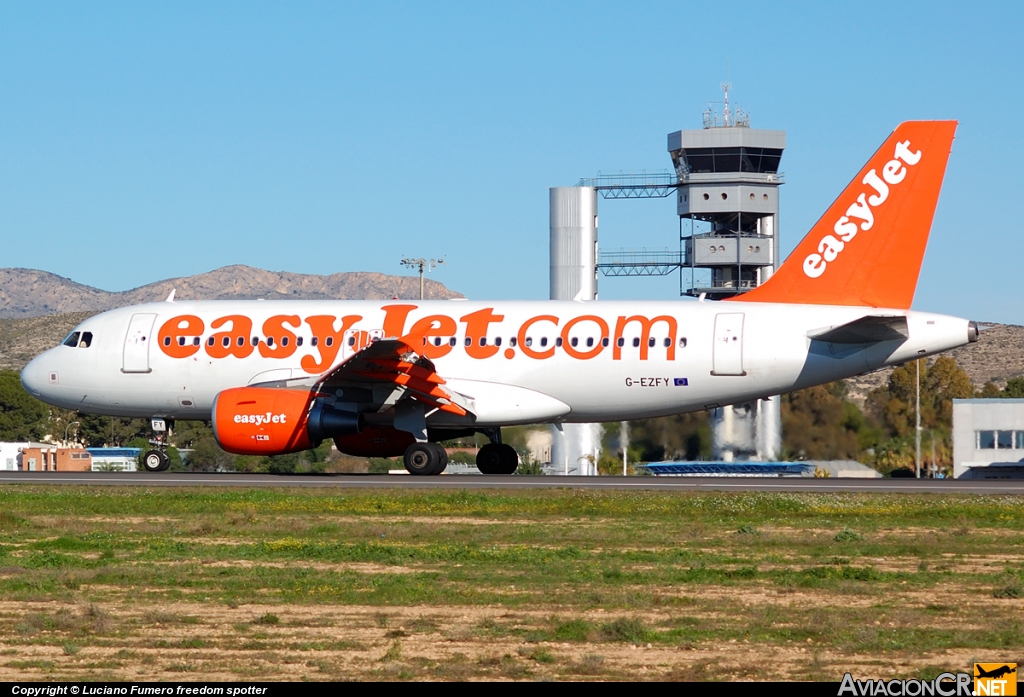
402;442;449;476
476;443;518;475
400;430;519;476
141;418;172;473
475;429;518;475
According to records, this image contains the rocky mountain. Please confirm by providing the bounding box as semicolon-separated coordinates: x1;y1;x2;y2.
0;266;463;320
844;322;1024;406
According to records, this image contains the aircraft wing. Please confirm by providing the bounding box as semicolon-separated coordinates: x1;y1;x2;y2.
313;336;472;417
808;315;909;344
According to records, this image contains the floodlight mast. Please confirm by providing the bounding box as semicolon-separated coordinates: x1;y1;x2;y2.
400;257;446;300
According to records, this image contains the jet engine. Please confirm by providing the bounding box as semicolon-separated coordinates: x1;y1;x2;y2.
212;387;362;456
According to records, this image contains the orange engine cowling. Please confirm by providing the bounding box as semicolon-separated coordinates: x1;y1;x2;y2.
212;387;362;456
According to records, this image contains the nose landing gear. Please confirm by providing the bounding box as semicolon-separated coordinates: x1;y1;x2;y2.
141;418;172;473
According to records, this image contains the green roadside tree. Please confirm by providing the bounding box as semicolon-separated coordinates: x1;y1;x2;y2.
1003;377;1024;398
0;369;47;441
781;382;875;461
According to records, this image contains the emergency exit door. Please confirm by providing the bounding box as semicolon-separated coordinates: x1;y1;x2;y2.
712;313;745;376
122;313;157;373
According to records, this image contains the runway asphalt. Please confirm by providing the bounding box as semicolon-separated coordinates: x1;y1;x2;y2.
1;471;1022;494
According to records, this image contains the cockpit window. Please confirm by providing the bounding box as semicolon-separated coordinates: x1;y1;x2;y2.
79;332;93;348
63;332;81;347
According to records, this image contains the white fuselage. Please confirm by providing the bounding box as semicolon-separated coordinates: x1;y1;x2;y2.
21;299;972;426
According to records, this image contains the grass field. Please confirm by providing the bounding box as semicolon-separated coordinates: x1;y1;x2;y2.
0;486;1022;681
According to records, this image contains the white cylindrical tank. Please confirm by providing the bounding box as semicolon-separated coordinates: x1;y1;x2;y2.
549;186;601;475
756;396;782;461
550;187;598;301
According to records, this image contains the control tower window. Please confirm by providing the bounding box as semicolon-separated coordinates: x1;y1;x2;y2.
679;147;782;174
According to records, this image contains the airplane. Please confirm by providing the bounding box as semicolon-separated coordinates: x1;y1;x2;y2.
21;121;976;475
975;665;1016;680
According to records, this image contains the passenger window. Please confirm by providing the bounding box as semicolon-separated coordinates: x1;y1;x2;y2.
648;337;656;347
347;336;356;346
602;337;609;347
633;338;640;348
325;337;333;347
236;336;245;347
251;337;259;346
616;338;624;347
480;337;487;347
311;337;318;346
79;332;93;348
222;337;230;348
192;337;200;346
163;336;171;347
267;337;275;347
178;337;186;347
663;338;671;348
208;337;215;347
525;337;533;347
540;337;548;347
281;336;289;347
464;337;472;347
296;337;303;347
510;337;517;347
495;337;502;347
434;337;442;347
555;337;562;347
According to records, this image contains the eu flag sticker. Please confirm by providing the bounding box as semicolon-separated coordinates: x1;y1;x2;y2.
674;378;689;386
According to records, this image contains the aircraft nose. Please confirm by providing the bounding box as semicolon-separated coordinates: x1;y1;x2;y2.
21;353;49;398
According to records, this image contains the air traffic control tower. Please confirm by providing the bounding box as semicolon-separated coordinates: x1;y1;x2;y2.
668;93;785;461
669;99;785;298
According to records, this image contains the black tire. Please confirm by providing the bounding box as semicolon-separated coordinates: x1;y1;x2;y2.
428;443;449;475
404;442;442;476
497;444;519;474
142;449;169;473
476;443;503;475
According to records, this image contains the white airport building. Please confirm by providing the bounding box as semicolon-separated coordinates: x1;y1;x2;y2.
952;399;1024;479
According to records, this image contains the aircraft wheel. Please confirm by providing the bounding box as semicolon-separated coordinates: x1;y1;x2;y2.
497;444;519;475
404;442;443;476
476;443;503;475
142;449;169;473
428;443;449;475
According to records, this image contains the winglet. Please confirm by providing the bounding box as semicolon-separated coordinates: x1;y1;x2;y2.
730;121;957;309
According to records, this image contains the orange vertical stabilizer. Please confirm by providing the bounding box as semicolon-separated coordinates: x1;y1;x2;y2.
729;120;957;309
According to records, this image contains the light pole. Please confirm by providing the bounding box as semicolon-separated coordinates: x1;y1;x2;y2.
915;359;922;479
64;421;79;448
400;257;446;300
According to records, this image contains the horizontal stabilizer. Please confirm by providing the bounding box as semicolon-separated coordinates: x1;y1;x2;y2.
808;315;908;344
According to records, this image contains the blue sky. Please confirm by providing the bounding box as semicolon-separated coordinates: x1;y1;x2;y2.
2;2;1022;323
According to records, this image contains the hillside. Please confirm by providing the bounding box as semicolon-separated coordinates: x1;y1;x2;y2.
843;322;1024;406
0;266;463;320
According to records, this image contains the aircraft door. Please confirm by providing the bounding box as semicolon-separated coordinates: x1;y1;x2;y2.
712;313;745;376
342;328;385;361
122;313;157;373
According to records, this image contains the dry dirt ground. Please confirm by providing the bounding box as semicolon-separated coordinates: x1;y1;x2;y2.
0;589;1019;682
0;488;1022;682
